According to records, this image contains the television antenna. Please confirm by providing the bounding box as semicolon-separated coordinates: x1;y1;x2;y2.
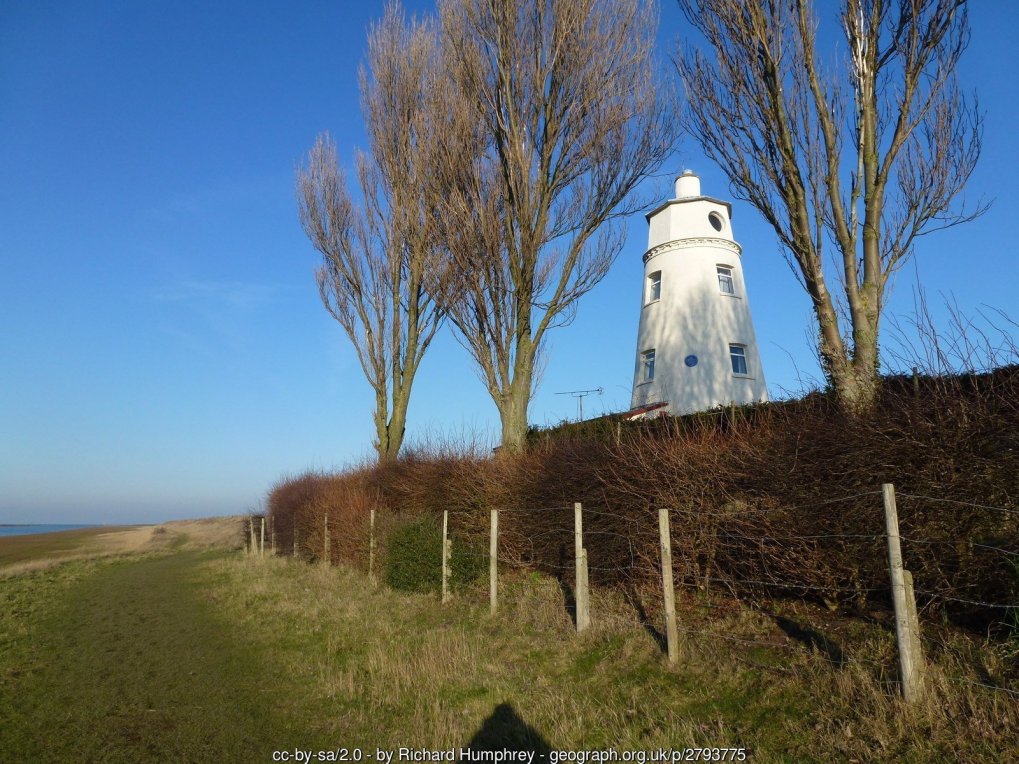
555;387;603;422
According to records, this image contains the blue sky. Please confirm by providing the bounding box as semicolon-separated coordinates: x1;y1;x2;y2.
2;1;1016;524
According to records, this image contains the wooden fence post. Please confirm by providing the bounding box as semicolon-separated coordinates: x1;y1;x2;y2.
260;517;265;557
293;518;298;559
659;508;680;664
248;518;256;555
368;509;376;582
883;483;925;703
574;502;590;632
490;509;499;615
442;510;451;604
323;513;330;565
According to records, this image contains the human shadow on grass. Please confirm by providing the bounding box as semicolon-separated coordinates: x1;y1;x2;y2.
465;703;552;753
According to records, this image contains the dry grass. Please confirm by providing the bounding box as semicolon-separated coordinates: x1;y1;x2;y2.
0;516;244;577
159;516;246;549
197;554;1018;759
0;527;124;569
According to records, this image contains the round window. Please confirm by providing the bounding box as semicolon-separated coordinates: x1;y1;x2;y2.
708;212;724;232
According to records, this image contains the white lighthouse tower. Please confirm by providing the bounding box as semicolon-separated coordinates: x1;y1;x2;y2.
629;171;767;415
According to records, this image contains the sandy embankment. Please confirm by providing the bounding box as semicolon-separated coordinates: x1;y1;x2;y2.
0;516;245;576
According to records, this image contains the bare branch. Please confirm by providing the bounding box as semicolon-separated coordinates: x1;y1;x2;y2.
297;4;455;461
436;0;678;449
677;0;984;411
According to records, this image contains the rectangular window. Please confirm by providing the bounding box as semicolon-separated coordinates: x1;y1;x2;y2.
647;271;662;303
717;265;735;295
729;344;748;375
641;349;656;382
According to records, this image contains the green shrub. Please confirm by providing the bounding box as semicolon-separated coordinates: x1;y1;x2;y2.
449;531;487;591
383;515;488;595
384;516;442;593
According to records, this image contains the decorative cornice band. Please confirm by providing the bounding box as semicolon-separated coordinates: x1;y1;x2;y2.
643;237;742;263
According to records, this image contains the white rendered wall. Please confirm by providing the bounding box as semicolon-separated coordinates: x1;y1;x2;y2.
630;175;768;414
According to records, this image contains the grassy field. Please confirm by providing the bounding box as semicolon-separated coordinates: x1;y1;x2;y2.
0;522;1015;762
196;558;1017;761
0;520;304;762
0;526;139;567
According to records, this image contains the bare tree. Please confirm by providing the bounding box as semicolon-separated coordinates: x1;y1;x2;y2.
297;5;452;461
677;0;984;412
436;0;678;451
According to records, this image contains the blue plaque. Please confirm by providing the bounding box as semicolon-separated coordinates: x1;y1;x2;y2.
684;355;698;367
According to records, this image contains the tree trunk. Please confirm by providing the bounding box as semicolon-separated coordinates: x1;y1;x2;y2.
832;363;880;414
817;333;882;415
497;358;534;453
811;278;881;414
373;380;410;463
498;398;529;452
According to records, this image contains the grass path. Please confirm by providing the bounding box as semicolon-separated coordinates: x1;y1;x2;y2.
1;550;321;763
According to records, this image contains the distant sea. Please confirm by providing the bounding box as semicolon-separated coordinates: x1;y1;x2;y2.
0;524;99;538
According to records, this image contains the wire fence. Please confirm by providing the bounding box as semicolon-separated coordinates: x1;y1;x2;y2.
256;483;1018;704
